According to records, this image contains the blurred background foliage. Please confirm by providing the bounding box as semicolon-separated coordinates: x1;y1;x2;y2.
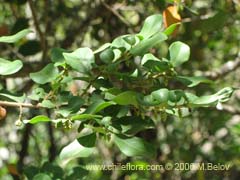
0;0;240;179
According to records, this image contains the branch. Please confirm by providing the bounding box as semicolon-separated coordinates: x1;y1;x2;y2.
218;104;240;115
202;55;240;80
27;0;47;61
0;101;41;109
101;1;132;28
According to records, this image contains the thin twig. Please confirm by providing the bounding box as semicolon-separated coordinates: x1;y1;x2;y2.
0;100;41;108
202;55;240;80
218;104;240;115
27;0;47;61
101;0;132;29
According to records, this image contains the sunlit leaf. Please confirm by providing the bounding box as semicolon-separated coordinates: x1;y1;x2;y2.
63;47;94;73
175;76;213;87
30;63;59;84
113;91;138;106
0;29;31;43
114;135;156;157
0;58;23;75
24;115;51;124
169;41;190;67
130;32;167;56
59;133;96;163
139;14;163;38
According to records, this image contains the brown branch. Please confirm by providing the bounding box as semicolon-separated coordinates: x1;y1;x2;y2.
218;104;240;115
27;0;47;61
101;1;132;28
0;101;41;109
202;55;240;80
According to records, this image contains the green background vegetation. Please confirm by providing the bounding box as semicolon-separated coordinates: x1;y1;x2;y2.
0;0;240;179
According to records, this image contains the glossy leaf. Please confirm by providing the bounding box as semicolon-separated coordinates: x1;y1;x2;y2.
33;173;51;180
99;48;115;63
130;32;167;56
51;48;68;63
25;115;51;124
56;96;84;117
169;41;190;67
85;99;116;114
0;58;23;75
151;88;169;104
141;53;160;65
0;91;25;102
139;14;163;38
111;35;131;51
71;114;102;121
94;43;111;54
30;63;59;84
188;87;234;107
40;99;55;108
0;29;31;43
175;76;213;87
114;135;156;157
143;60;170;72
63;47;94;73
59;134;96;162
163;23;181;36
111;116;155;135
113;91;138;106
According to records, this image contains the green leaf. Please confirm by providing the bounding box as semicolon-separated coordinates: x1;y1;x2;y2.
0;29;31;43
113;91;138;106
41;162;64;179
33;173;51;180
56;96;84;117
59;134;96;163
151;88;169;104
0;58;23;75
169;41;190;67
85;99;116;114
113;135;156;157
163;23;181;36
63;47;94;73
141;53;160;65
166;107;191;117
77;133;96;147
111;35;132;51
143;60;170;72
188;87;234;107
139;14;163;38
0;91;25;102
23;166;39;180
51;48;68;63
168;90;185;106
71;114;102;121
175;76;213;87
25;115;51;124
41;99;55;108
137;89;169;106
111;116;155;136
28;88;46;101
99;48;115;63
30;63;59;84
66;166;88;180
94;43;111;54
130;32;167;56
